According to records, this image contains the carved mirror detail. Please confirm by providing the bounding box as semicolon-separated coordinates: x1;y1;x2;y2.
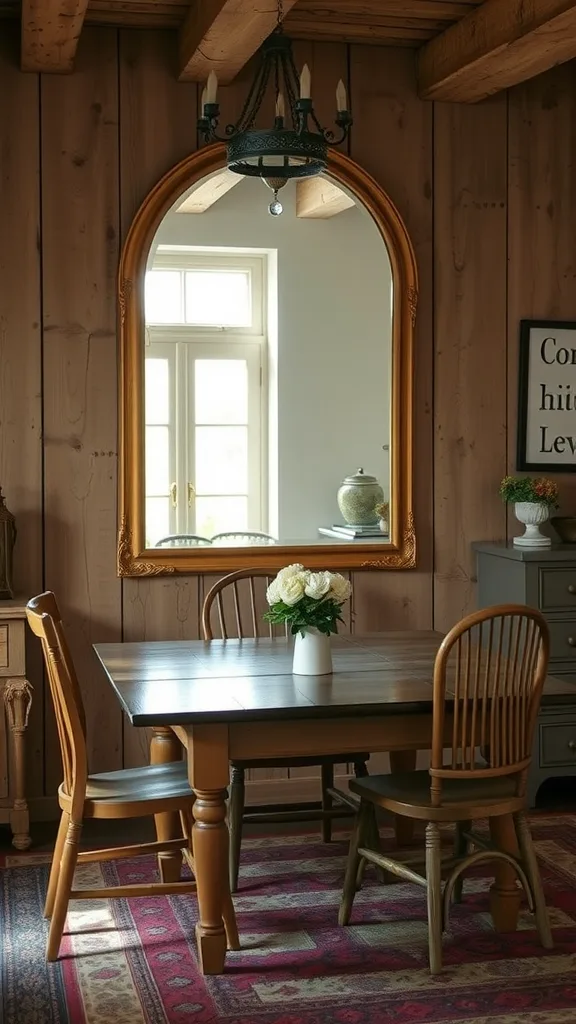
118;144;417;575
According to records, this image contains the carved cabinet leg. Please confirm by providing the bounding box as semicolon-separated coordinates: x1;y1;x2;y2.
150;726;184;882
4;678;33;850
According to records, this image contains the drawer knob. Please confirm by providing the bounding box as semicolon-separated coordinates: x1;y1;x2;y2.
568;637;576;647
568;741;576;752
568;585;576;595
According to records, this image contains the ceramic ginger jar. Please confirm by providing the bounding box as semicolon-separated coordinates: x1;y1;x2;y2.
337;468;384;527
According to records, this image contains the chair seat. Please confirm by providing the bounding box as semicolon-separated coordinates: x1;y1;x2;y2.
350;770;523;821
59;762;194;819
231;753;370;770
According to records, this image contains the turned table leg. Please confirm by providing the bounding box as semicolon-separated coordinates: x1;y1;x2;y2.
150;726;184;882
489;813;522;932
4;678;33;850
193;787;230;975
181;722;232;975
390;749;416;846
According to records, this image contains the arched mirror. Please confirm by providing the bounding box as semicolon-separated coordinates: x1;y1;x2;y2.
118;144;416;575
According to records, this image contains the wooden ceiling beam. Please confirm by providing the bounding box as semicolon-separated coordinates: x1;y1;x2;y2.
179;0;300;84
176;170;242;212
418;0;576;103
21;0;89;73
296;178;354;219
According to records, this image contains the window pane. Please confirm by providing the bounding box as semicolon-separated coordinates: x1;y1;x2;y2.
196;497;248;537
145;426;170;495
185;270;251;326
145;358;170;424
145;270;182;323
146;497;171;547
195;426;247;494
194;360;248;424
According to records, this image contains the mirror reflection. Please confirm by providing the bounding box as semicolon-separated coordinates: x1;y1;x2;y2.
144;169;392;549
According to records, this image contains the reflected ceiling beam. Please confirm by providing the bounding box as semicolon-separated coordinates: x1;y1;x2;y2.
176;170;242;213
418;0;576;102
21;0;89;73
296;178;355;219
178;0;300;83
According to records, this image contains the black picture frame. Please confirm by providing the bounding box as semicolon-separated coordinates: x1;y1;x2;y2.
517;318;576;473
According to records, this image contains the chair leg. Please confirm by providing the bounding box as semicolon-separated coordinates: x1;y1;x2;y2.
44;811;69;919
356;803;384;888
339;801;371;926
425;822;443;976
228;766;245;894
514;811;553;949
46;819;82;962
452;820;470;905
321;763;334;843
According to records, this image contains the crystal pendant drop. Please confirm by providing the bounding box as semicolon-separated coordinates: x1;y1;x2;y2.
269;193;283;216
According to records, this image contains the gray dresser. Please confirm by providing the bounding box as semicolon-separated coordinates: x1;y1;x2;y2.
474;542;576;806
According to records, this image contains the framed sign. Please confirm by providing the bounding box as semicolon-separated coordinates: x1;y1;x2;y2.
517;319;576;472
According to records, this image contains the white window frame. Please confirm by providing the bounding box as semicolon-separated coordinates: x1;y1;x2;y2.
144;249;268;543
147;250;265;335
144;346;178;545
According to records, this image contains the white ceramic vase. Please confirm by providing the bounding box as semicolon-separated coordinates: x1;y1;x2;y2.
292;628;333;676
513;501;551;548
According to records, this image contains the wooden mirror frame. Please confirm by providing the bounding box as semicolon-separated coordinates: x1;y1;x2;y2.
118;143;417;576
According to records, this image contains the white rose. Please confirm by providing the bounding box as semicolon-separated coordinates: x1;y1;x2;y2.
276;563;306;582
278;575;306;606
328;573;352;604
304;571;331;600
266;578;282;605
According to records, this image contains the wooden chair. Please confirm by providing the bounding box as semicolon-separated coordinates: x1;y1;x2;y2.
339;603;554;975
26;592;238;962
202;568;370;892
211;532;277;546
155;534;212;547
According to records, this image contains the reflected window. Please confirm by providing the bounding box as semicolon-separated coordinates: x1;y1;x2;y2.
144;250;265;547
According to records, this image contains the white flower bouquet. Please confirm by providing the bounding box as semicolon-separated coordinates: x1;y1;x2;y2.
264;564;352;637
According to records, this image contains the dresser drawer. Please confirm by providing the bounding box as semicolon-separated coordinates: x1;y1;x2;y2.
540;719;576;767
0;619;25;677
0;626;8;669
539;568;576;611
547;619;576;663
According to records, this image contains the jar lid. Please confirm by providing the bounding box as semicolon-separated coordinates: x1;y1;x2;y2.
341;468;379;486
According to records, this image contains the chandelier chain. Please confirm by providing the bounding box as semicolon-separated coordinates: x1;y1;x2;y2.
277;0;284;27
231;60;270;133
281;51;298;129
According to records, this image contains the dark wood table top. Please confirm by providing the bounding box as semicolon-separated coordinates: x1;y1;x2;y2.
93;632;576;728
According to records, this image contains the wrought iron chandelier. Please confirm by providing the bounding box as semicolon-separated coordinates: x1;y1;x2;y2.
196;0;352;215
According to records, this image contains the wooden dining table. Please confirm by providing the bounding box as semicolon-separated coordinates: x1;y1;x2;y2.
94;630;576;975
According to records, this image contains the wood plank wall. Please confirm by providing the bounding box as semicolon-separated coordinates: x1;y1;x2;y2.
1;25;576;817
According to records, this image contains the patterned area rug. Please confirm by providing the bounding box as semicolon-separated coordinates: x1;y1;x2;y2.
3;815;576;1023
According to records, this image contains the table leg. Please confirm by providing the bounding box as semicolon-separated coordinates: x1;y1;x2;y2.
390;750;416;846
489;814;522;932
150;727;183;882
193;787;229;975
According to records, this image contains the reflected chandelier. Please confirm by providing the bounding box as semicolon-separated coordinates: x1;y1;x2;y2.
196;0;353;215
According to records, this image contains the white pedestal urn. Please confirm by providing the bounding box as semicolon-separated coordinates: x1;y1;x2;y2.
513;502;551;548
292;628;333;676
